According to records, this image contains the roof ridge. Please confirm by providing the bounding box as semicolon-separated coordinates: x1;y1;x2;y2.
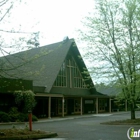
0;38;75;58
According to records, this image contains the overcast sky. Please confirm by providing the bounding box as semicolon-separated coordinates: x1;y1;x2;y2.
5;0;95;45
1;0;98;81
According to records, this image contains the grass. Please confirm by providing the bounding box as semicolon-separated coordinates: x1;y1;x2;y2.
0;126;57;139
0;128;47;137
101;118;140;125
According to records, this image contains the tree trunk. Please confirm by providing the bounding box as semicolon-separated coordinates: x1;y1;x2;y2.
130;101;135;120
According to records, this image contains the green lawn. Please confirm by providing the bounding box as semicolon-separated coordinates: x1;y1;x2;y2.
101;118;140;125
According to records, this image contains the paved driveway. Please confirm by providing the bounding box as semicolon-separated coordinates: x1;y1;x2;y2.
0;111;140;140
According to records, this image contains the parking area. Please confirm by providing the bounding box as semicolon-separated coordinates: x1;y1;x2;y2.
0;111;140;140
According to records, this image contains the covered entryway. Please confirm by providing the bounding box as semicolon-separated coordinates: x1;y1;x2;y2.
83;99;95;114
67;98;74;115
34;94;111;118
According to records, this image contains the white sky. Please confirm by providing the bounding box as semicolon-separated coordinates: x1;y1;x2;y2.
34;0;94;45
1;0;101;82
3;0;95;45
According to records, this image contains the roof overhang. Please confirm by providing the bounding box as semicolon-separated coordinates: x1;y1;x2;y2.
35;93;109;98
35;93;63;97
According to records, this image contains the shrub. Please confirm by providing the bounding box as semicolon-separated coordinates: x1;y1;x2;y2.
18;113;38;122
32;115;38;121
9;107;19;114
0;109;38;122
0;111;11;122
18;113;28;122
14;90;36;113
9;107;20;122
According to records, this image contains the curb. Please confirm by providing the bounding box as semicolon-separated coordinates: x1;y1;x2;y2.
36;114;96;123
0;111;130;125
101;122;140;125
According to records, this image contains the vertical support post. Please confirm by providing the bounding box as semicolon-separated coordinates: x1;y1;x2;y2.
28;111;32;131
96;97;98;114
80;97;83;115
109;98;111;113
69;67;72;88
62;97;64;117
48;96;51;119
125;100;127;112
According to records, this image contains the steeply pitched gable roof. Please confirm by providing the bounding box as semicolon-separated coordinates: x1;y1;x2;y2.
97;86;121;97
1;38;95;93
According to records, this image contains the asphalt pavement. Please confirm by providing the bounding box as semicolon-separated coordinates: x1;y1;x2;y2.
0;111;140;140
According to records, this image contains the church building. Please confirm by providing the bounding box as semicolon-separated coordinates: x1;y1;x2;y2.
0;38;110;118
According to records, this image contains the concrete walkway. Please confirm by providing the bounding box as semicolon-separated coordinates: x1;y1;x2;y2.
0;111;129;125
36;111;129;123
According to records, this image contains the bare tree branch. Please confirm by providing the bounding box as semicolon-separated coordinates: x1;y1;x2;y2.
0;4;13;22
0;29;35;34
0;0;9;7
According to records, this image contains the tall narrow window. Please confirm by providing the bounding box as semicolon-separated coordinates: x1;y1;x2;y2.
70;57;87;89
54;61;67;87
54;56;87;88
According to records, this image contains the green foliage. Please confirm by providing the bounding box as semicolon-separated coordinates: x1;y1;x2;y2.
9;107;38;122
9;107;19;114
0;108;38;122
9;107;20;122
19;113;37;122
18;113;28;122
11;113;38;122
14;91;24;105
0;112;11;122
14;90;36;113
32;114;38;121
79;0;140;119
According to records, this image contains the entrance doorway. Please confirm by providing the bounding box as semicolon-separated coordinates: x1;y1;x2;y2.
67;99;74;115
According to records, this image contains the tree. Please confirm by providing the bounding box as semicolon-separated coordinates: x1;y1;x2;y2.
0;0;41;51
79;0;140;119
0;0;46;79
14;90;36;113
0;0;34;54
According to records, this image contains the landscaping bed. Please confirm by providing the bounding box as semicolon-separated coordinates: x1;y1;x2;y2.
0;128;57;140
101;118;140;125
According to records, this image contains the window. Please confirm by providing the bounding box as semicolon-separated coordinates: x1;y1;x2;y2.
54;61;67;87
70;57;87;88
57;99;67;115
99;99;106;111
74;99;81;113
54;55;87;89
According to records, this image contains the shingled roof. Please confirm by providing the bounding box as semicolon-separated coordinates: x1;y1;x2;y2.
0;38;96;93
96;86;121;97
